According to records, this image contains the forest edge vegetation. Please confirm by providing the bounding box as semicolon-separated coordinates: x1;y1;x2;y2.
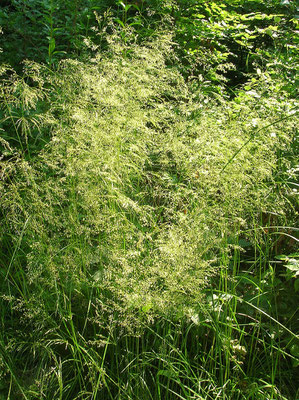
0;1;298;399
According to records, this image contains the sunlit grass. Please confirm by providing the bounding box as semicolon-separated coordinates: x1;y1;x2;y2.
0;33;298;399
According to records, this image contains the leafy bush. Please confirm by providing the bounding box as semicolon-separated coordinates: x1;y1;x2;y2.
1;0;297;98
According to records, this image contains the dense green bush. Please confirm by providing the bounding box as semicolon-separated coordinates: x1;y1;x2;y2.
1;0;297;96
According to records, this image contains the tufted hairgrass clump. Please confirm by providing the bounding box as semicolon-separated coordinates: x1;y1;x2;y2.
0;33;298;399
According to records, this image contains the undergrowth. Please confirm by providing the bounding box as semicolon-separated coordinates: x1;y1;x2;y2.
0;32;298;399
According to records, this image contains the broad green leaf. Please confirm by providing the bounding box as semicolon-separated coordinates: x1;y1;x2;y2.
290;343;299;357
157;370;177;378
48;37;55;56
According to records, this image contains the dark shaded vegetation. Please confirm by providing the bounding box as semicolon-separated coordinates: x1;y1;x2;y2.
1;0;297;92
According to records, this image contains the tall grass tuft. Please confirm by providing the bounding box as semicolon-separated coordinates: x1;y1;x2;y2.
0;32;297;399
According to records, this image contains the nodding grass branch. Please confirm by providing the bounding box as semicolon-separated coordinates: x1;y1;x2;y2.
220;109;298;174
5;217;30;281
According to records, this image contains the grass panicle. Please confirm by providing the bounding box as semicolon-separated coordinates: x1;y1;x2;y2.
0;33;298;399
